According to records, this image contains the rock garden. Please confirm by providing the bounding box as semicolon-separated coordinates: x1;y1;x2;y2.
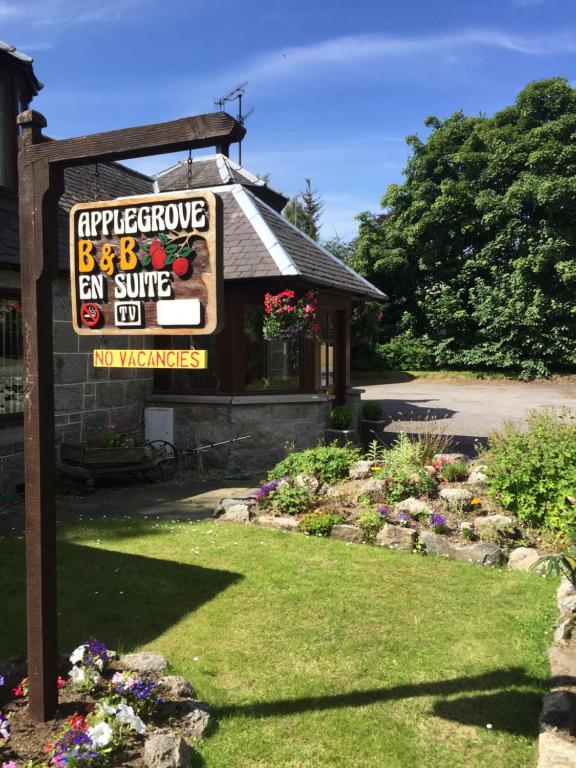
0;640;212;768
217;407;576;573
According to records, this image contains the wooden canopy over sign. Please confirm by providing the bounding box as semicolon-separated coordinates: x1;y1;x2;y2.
17;109;244;721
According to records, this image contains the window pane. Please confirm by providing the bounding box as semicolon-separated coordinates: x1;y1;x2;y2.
245;305;299;391
0;298;23;414
154;335;220;392
0;79;9;189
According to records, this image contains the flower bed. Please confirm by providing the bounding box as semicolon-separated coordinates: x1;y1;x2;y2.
0;639;210;768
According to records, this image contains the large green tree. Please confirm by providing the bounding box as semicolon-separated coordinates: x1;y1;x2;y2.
354;77;576;377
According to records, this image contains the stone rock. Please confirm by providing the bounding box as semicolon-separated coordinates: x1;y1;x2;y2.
215;496;257;517
467;469;488;486
558;578;576;613
424;465;437;478
540;691;575;733
325;486;341;498
359;478;387;494
508;547;541;571
349;460;375;480
159;675;195;698
450;542;504;567
433;453;466;465
256;515;299;532
439;487;474;511
474;514;515;540
420;531;454;558
330;524;364;544
144;730;192;768
162;700;212;740
538;731;576;768
219;504;251;524
376;524;416;551
318;483;331;496
395;497;432;519
555;616;574;646
294;474;320;492
121;652;168;674
549;647;576;688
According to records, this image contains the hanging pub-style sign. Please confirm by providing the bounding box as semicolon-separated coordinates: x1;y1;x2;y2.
69;189;222;336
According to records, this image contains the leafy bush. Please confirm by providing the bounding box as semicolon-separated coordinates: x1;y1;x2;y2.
368;433;438;504
357;510;385;542
269;443;361;484
329;406;353;430
485;409;576;532
362;401;384;421
387;470;437;505
298;511;345;536
440;460;468;482
269;483;314;516
374;332;436;371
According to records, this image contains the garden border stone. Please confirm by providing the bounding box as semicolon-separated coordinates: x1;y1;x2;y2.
537;578;576;767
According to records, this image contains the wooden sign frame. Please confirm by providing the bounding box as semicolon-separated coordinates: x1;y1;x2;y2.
17;108;244;721
69;190;223;336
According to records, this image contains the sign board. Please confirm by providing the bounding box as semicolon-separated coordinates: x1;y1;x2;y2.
69;190;222;335
93;348;207;369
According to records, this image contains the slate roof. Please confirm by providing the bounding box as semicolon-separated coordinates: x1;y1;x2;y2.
157;154;288;213
0;161;153;270
0;40;43;104
196;185;384;299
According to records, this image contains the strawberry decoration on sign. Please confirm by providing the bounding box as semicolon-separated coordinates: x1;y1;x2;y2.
142;232;196;278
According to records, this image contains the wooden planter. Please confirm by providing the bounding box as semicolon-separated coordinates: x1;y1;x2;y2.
60;442;153;466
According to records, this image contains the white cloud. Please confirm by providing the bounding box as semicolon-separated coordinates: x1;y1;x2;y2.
225;29;576;87
0;0;147;26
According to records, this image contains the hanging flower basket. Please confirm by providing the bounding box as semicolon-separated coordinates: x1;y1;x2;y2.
263;289;319;341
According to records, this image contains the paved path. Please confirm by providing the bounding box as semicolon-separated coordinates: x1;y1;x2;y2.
358;377;576;452
0;474;258;536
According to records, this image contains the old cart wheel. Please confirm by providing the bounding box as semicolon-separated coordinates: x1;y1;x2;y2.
144;440;178;482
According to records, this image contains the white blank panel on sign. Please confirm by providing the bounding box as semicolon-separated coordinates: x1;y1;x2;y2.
157;299;201;326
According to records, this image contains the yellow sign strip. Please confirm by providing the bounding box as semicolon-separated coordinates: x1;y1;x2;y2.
93;349;207;369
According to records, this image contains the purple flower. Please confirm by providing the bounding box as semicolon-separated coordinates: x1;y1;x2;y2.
396;512;412;526
0;675;4;687
0;714;11;743
430;513;446;529
377;506;391;517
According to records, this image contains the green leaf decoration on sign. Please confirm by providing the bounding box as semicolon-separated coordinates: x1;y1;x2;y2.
166;253;176;265
180;247;193;257
166;244;178;255
142;242;150;253
142;253;151;266
159;233;169;245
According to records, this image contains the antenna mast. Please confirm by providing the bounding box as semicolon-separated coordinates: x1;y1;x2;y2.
214;82;254;165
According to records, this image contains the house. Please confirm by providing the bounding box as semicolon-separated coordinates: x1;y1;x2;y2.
0;43;383;492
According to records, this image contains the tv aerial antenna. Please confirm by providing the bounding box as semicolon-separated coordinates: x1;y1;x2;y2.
214;82;254;165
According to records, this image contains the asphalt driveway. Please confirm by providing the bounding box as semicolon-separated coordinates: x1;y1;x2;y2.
358;376;576;453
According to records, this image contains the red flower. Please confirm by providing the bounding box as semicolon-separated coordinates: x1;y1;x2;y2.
57;676;66;689
68;714;88;731
43;742;53;752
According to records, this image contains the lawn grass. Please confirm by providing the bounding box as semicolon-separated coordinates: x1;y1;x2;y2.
1;519;556;768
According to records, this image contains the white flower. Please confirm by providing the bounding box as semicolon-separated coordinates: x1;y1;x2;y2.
69;644;86;665
88;720;113;748
115;703;145;734
98;700;117;715
95;658;104;671
89;669;101;685
69;666;86;685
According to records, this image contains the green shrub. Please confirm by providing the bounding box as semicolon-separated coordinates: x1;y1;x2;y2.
387;470;437;505
362;401;384;421
374;332;436;371
269;444;361;484
298;511;345;536
368;433;438;504
329;406;353;430
485;409;576;532
357;510;385;542
269;483;314;516
440;460;468;482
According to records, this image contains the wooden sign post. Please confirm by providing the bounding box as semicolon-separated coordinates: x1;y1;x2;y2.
18;109;244;721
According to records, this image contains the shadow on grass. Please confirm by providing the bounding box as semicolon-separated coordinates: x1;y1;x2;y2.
215;668;545;738
0;539;242;658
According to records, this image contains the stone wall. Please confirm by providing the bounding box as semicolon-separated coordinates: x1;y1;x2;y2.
146;393;334;475
0;274;154;493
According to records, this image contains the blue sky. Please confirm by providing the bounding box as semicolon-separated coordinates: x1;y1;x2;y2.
3;0;576;239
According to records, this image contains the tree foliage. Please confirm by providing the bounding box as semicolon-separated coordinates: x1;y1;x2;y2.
283;178;324;240
354;78;576;377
